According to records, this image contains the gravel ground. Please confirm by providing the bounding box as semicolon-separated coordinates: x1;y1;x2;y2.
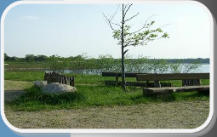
5;100;209;129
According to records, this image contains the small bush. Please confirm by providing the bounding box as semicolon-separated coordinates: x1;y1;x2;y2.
13;86;84;105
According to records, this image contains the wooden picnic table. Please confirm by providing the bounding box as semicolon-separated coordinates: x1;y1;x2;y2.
136;73;209;95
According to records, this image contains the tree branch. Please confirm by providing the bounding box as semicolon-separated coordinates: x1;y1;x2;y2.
125;12;139;22
111;22;121;27
103;13;115;30
131;15;156;34
124;4;133;17
123;49;129;55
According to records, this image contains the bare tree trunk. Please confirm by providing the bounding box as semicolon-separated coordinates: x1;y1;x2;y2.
121;4;126;91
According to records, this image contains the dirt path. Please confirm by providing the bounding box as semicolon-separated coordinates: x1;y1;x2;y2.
4;90;25;102
5;100;209;129
4;80;32;102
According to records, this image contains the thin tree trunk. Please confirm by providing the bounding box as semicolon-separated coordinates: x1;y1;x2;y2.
121;4;126;91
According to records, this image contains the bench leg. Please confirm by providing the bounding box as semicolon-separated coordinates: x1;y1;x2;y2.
146;80;149;87
197;88;209;95
143;88;154;96
193;79;200;86
154;80;161;87
115;76;119;86
182;79;200;86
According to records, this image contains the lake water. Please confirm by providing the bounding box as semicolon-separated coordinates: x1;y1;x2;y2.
194;64;209;73
10;63;209;75
58;63;210;75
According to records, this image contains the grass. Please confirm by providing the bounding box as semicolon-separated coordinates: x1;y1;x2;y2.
6;84;209;111
4;71;210;129
5;71;112;84
5;71;44;82
5;71;210;85
5;71;209;111
4;80;33;90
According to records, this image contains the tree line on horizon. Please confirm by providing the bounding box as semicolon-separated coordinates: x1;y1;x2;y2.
4;53;209;64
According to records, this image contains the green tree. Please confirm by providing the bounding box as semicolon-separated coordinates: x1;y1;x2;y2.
169;60;201;73
36;55;48;61
48;55;65;73
104;4;169;91
25;54;35;62
148;59;169;73
98;54;114;71
4;53;10;61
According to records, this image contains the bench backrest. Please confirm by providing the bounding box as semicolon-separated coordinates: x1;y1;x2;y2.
136;73;209;81
102;72;147;77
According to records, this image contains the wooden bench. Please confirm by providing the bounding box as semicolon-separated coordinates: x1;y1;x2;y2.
102;72;171;87
136;73;209;95
136;73;209;87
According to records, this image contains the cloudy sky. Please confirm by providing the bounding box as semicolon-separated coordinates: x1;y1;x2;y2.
4;1;212;59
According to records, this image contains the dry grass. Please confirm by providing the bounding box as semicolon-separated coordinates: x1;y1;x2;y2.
5;100;209;129
4;80;33;90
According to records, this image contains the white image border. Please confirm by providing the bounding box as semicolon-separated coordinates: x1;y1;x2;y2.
0;0;215;134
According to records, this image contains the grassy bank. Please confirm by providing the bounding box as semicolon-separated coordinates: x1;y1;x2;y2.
6;85;209;111
5;71;209;111
5;71;210;85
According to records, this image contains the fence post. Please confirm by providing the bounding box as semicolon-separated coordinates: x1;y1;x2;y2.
44;72;47;81
70;77;74;86
115;74;119;86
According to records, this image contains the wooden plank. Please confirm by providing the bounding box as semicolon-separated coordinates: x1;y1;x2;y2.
102;72;147;77
143;85;209;96
143;88;173;95
104;80;171;87
137;73;209;81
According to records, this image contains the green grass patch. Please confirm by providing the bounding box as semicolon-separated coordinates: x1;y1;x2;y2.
5;71;210;86
5;71;44;81
7;84;209;111
5;71;210;111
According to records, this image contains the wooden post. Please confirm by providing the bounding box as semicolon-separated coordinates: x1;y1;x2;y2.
182;79;200;86
60;75;62;83
146;80;149;87
70;77;74;86
115;75;119;86
64;76;67;84
44;72;47;81
154;80;161;87
193;79;200;86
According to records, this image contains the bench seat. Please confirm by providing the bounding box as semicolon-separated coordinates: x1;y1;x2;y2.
143;85;209;96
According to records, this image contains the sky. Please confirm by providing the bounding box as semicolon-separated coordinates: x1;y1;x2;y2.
3;2;212;59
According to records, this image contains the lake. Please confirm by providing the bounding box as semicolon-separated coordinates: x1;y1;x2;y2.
7;63;209;75
60;63;210;75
